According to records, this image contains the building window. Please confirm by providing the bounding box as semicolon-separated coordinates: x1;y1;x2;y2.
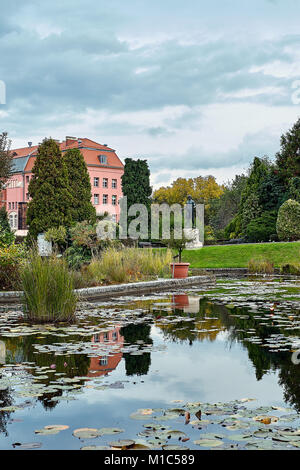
112;195;117;206
99;356;108;366
103;332;109;341
112;331;118;341
102;178;108;188
112;214;117;222
103;194;108;205
26;175;30;183
94;194;99;205
112;179;117;188
12;202;14;209
8;202;11;210
99;155;107;165
26;193;30;201
94;177;99;187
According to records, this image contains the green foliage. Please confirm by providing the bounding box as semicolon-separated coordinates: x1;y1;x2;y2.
121;158;152;209
204;225;215;242
288;177;300;202
0;243;27;290
44;226;67;245
245;211;278;243
276;118;300;185
209;174;247;233
276;199;300;241
0;227;15;247
224;214;242;239
68;220;100;256
21;253;77;323
121;158;152;239
0;132;12;191
26;138;73;238
0;207;14;247
64;245;91;270
63;148;96;224
0;206;11;233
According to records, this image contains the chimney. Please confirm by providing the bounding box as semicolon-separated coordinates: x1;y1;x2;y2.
28;142;32;147
66;136;77;146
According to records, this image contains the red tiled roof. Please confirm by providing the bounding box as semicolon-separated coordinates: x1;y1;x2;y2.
10;137;124;172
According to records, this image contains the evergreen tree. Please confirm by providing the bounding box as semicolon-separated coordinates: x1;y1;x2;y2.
26;138;73;238
0;206;12;233
63;148;96;224
121;158;152;210
0;132;12;191
121;158;152;239
276;118;300;185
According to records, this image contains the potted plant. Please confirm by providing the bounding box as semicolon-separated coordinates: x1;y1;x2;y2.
163;231;191;279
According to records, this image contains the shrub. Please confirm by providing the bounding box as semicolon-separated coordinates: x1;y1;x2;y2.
245;211;277;242
248;258;274;274
0;243;27;290
64;245;91;270
280;263;300;275
276;199;300;241
44;226;67;245
21;253;77;323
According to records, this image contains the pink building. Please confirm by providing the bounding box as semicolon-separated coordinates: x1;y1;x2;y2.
2;136;124;235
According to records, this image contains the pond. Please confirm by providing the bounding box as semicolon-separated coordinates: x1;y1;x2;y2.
1;277;300;450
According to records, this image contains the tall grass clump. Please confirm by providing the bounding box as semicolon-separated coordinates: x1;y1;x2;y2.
21;253;77;323
247;258;274;274
280;263;300;275
84;247;172;284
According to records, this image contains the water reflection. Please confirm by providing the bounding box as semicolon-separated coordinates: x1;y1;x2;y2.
88;327;124;377
120;323;152;376
1;290;300;434
154;296;300;412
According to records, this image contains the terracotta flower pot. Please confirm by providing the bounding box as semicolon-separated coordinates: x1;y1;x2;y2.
170;263;190;279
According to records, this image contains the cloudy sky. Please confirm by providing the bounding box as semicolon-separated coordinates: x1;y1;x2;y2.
1;0;300;189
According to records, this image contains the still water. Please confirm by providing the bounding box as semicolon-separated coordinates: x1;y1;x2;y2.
0;278;300;450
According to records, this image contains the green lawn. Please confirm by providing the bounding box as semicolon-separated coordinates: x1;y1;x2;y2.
181;242;300;269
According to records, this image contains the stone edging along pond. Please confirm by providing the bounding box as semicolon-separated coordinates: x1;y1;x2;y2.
0;275;215;304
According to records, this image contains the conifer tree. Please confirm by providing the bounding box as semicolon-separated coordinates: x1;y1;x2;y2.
121;158;152;210
276;118;300;185
0;206;12;233
26;138;73;238
63;148;96;224
0;132;12;191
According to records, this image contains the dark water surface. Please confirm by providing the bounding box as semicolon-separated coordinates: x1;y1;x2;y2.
0;278;300;450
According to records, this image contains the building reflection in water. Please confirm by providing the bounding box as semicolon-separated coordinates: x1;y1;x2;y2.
88;327;124;377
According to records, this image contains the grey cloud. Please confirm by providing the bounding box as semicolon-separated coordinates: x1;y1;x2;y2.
145;129;281;174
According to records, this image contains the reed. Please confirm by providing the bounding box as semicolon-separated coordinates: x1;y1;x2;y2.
247;258;274;274
84;247;172;284
21;252;77;323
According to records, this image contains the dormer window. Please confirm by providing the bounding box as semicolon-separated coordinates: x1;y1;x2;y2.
98;155;107;165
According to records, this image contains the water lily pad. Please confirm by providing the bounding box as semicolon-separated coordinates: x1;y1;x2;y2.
73;428;101;439
81;445;110;450
109;439;135;449
194;439;224;448
98;428;124;435
162;445;190;450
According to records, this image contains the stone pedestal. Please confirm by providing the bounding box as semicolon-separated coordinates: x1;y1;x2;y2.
184;228;203;250
37;233;52;256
